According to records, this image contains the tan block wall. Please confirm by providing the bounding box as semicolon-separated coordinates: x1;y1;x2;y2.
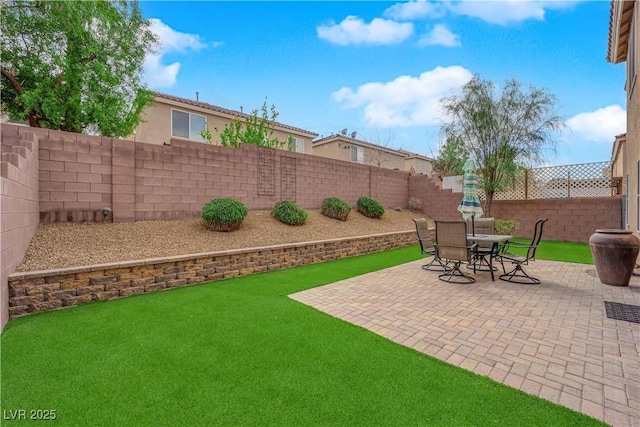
11;123;410;223
409;174;621;243
409;174;462;221
131;138;409;220
1;126;40;330
488;198;622;242
8;231;416;319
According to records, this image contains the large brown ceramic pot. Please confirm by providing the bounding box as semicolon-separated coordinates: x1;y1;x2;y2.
589;229;639;286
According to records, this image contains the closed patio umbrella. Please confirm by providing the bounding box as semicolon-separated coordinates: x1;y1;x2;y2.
457;158;483;235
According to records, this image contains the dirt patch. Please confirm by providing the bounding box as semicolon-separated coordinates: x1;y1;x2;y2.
17;209;430;272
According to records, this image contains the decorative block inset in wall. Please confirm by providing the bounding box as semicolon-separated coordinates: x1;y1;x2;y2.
257;147;276;196
281;156;296;201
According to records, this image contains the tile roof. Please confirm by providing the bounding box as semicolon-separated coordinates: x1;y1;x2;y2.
153;92;318;137
313;133;433;160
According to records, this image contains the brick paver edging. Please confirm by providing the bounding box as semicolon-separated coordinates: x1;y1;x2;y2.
8;230;416;318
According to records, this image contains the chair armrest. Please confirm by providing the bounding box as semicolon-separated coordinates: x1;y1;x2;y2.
499;241;528;253
434;243;477;250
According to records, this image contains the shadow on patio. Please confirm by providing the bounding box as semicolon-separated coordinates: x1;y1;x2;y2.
291;259;640;427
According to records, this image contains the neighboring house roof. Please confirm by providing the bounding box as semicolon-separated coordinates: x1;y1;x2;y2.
153;92;319;138
607;0;636;63
313;134;433;161
611;132;627;166
404;153;433;161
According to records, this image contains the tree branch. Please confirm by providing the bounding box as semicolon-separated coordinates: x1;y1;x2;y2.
1;66;24;96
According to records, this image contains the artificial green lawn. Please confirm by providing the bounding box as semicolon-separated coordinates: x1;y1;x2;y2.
1;245;602;426
506;238;594;264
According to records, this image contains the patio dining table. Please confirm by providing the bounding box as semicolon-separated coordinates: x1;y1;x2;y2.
466;234;512;281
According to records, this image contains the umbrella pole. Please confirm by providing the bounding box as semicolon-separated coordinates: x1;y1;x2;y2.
472;214;475;236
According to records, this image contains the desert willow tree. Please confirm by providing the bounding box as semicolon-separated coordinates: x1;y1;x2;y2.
440;76;564;215
1;0;157;137
364;129;396;168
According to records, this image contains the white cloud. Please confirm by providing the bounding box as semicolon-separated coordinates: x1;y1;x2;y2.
565;105;627;143
332;66;473;127
149;18;207;53
384;0;445;20
419;24;460;47
317;16;414;46
143;18;213;88
445;1;578;26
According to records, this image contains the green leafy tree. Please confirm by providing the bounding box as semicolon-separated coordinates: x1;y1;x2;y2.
1;0;156;137
440;76;564;215
204;99;291;149
432;135;466;178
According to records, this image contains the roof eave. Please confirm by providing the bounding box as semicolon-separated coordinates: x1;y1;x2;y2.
313;134;432;160
611;133;627;162
152;93;318;138
607;0;635;64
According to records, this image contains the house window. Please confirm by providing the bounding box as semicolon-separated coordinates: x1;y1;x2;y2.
351;146;363;163
288;137;304;153
171;110;205;141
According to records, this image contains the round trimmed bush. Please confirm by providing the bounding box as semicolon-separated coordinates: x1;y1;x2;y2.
408;197;422;212
321;197;351;221
357;196;385;219
201;198;248;231
272;200;308;226
495;219;519;235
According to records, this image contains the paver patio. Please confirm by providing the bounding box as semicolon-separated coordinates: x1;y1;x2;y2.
291;259;640;427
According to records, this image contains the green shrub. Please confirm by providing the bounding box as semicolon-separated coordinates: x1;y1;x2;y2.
357;196;385;219
272;201;308;226
201;198;248;231
495;219;519;235
408;197;422;212
321;197;351;221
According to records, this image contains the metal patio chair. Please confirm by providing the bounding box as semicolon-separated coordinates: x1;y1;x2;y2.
497;218;548;284
467;217;496;272
435;220;477;283
413;218;446;271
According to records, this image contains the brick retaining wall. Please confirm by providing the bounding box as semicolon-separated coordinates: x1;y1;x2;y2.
8;231;416;319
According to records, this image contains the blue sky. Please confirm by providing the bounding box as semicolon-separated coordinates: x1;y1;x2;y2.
139;1;627;166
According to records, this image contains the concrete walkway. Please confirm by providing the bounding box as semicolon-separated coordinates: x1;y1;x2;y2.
290;259;640;427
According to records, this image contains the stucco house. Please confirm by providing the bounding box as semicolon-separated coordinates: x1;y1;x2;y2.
611;133;626;195
131;93;318;152
608;0;639;235
312;134;434;175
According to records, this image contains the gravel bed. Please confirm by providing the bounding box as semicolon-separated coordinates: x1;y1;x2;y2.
16;210;427;272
